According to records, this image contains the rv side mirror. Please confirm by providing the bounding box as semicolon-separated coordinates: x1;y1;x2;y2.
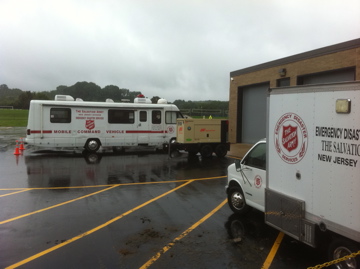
235;159;242;172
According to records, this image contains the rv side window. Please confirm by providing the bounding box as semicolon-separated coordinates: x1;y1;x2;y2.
108;110;134;124
152;110;161;124
165;111;182;124
50;108;71;123
140;111;147;122
242;143;266;170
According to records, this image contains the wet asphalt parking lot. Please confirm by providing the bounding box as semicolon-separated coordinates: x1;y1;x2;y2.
1;127;325;269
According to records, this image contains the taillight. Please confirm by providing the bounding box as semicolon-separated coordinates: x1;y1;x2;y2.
27;129;31;135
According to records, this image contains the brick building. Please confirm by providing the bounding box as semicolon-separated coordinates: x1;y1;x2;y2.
228;38;360;154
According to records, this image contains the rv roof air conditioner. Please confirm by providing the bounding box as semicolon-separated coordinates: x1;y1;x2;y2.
76;98;83;102
106;99;114;103
55;95;75;101
157;98;168;104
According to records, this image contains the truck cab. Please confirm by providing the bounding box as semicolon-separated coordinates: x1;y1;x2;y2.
226;139;266;214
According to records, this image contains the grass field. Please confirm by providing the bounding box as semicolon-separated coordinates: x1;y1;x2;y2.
0;109;28;127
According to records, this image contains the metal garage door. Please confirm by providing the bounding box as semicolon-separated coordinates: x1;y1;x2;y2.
237;82;269;144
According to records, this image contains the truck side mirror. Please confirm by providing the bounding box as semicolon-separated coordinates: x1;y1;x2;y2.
235;159;242;172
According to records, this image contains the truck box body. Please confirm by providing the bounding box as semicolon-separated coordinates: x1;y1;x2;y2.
266;81;360;246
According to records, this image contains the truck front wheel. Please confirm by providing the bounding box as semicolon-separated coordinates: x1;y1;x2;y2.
228;187;250;215
328;237;360;269
85;139;100;152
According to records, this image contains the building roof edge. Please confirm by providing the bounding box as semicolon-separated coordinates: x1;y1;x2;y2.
230;38;360;77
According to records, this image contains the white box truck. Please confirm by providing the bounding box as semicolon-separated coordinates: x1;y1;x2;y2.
226;81;360;268
25;94;183;153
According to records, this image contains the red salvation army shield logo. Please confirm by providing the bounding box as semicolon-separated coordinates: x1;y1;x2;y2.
86;120;95;130
274;113;308;164
282;125;298;152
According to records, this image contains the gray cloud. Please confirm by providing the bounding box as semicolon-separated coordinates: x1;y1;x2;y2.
1;0;359;102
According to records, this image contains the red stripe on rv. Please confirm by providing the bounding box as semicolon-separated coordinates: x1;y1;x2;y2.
126;130;166;134
30;130;53;134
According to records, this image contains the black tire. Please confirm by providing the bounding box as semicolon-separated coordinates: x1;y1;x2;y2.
200;145;213;158
328;237;360;269
215;144;227;158
85;139;100;152
227;186;250;215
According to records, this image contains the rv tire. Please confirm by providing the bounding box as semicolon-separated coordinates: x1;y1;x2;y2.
228;186;250;215
328;237;360;269
85;139;100;152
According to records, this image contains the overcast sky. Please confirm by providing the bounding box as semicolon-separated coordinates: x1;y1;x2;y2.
1;0;359;101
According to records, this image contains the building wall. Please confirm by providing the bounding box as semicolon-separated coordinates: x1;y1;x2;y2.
229;42;360;151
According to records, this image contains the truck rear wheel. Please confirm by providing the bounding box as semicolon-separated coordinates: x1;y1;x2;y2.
228;186;250;215
200;145;213;158
328;237;360;269
215;144;227;158
85;139;100;152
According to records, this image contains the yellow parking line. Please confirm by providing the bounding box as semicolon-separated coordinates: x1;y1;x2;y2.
0;189;30;197
261;232;284;269
6;180;194;269
0;185;119;225
0;176;226;225
140;199;228;269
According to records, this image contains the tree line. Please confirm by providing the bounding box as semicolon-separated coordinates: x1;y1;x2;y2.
0;82;228;112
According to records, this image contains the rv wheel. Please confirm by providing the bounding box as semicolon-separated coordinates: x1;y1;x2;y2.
228;186;250;215
85;139;100;152
328;237;360;269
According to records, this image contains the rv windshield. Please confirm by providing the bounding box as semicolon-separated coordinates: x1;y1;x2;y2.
166;111;183;124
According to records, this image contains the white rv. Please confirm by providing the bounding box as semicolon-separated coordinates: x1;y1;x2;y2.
227;81;360;268
25;95;183;152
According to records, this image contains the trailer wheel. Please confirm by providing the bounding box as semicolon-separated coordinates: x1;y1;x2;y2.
228;186;250;215
200;145;213;158
328;237;360;269
215;144;227;158
85;139;100;152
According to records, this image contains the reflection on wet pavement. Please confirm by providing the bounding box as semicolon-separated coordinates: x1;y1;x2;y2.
24;151;232;188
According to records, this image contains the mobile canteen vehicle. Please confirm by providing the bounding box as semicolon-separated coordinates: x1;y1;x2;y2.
226;81;360;268
26;94;183;153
